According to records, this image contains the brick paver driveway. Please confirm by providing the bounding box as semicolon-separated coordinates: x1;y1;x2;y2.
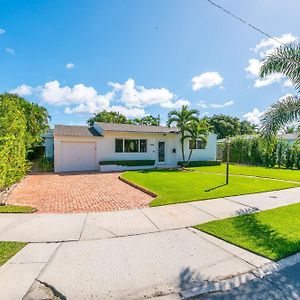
7;172;152;213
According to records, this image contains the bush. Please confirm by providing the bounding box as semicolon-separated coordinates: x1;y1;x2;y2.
0;95;27;190
178;160;222;167
99;160;155;166
37;156;54;172
224;135;300;170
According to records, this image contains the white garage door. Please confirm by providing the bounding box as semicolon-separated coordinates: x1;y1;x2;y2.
61;142;97;172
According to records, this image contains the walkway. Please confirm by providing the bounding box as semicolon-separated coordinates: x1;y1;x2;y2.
1;187;300;243
1;187;300;299
6;172;152;213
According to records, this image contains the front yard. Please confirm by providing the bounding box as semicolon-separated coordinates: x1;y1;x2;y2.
195;203;300;261
190;164;300;182
121;167;299;206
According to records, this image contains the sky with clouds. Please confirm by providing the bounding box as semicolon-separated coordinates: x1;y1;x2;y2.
0;0;299;126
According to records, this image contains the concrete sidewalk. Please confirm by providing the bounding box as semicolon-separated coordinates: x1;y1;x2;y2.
0;187;300;243
1;187;300;299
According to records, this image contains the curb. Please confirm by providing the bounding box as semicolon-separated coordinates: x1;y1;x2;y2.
180;251;300;299
118;176;157;198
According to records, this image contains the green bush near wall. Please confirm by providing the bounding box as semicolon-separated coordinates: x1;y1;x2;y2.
99;160;155;166
224;136;300;170
0;95;27;190
178;160;222;167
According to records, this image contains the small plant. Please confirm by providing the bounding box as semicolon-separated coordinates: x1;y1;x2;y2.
37;156;54;172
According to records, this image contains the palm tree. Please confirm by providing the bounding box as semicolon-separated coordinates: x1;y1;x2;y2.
167;105;199;163
184;120;209;166
259;43;300;137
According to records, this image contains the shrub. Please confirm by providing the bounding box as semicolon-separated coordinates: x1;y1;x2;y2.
178;160;221;167
99;160;155;166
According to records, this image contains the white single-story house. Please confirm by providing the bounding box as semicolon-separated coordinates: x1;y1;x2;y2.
49;122;217;172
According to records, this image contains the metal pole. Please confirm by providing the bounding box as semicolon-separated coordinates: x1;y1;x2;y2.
226;140;230;184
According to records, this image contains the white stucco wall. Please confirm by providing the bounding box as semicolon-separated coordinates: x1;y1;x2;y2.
54;130;217;172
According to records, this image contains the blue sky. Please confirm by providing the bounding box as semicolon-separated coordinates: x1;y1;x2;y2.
0;0;299;127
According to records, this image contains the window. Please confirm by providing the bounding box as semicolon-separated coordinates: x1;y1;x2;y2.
189;140;196;149
189;139;206;150
124;139;139;152
140;139;147;152
115;139;123;152
197;140;206;149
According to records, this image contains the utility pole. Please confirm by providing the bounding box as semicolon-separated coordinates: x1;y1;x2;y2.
226;138;230;185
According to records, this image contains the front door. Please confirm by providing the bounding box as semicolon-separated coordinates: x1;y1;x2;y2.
158;142;165;163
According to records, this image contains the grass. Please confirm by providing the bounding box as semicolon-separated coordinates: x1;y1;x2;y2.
195;203;300;261
189;164;300;182
0;242;27;265
0;205;36;213
121;169;299;206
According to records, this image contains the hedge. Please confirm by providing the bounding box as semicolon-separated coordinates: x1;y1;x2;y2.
223;136;300;169
178;160;222;167
99;160;155;166
0;95;27;190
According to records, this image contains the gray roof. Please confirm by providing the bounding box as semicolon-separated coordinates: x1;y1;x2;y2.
54;125;102;137
96;122;179;134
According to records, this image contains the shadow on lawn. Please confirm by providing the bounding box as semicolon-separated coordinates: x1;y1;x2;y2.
232;210;300;260
205;184;227;192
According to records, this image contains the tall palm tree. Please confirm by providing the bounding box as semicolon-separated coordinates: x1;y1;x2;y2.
167;105;199;162
260;43;300;137
184;120;209;165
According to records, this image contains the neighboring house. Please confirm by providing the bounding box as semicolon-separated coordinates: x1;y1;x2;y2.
48;122;217;172
42;129;54;159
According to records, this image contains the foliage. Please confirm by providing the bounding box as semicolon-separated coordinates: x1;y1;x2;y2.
224;136;300;169
121;169;298;206
195;203;300;261
0;94;49;191
132;115;160;126
260;43;300;137
0;94;27;190
178;160;221;167
99;160;155;166
183;119;209;165
87;110;160;126
167;105;199;162
204;114;256;139
37;156;54;172
87;110;129;125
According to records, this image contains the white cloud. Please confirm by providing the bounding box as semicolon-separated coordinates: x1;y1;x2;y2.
109;78;186;109
197;100;234;109
0;29;5;34
253;33;297;58
243;108;264;125
66;63;75;70
210;100;234;108
110;106;146;118
246;33;298;88
5;48;15;55
10;84;33;96
191;72;223;91
160;99;190;109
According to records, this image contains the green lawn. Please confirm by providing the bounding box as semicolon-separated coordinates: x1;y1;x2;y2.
121;169;299;206
0;242;27;265
195;203;300;261
189;164;300;182
0;205;36;213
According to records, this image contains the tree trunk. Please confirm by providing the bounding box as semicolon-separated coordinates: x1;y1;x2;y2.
181;133;185;163
187;148;193;166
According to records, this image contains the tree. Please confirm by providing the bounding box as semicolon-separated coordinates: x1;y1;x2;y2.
240;120;257;135
260;43;300;137
204;114;240;139
87;110;129;126
132;115;160;126
184;120;209;165
167;105;199;163
8;94;50;149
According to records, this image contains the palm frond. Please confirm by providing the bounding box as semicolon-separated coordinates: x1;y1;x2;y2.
260;95;300;138
260;43;300;92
